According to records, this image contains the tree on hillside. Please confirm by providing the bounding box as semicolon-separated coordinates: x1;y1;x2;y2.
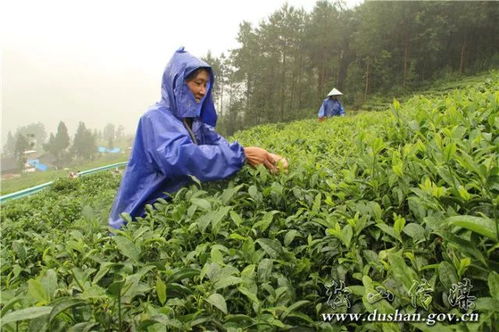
3;131;16;158
71;122;97;161
231;5;310;125
44;133;57;156
14;133;31;170
115;125;125;143
15;122;47;153
202;52;221;108
232;21;260;126
304;1;344;99
54;121;70;154
43;121;71;168
220;0;499;134
103;123;116;148
202;52;232;117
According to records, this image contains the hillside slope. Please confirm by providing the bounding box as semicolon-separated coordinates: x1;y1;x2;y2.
1;72;497;331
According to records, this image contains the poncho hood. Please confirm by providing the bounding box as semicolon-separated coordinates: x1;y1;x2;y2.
159;47;217;126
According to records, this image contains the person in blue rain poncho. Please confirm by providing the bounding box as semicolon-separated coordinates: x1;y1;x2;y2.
109;48;287;230
317;88;345;121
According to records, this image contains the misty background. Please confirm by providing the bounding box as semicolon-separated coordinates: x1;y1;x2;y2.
2;0;357;146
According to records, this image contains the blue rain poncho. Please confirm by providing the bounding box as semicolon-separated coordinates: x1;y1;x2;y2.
109;48;246;229
317;98;345;118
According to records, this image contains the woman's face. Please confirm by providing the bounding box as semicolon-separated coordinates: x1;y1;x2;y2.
186;70;209;103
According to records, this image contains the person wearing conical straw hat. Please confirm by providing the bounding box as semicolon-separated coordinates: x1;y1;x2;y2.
317;88;345;122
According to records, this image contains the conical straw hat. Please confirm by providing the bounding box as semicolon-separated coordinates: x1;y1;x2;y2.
327;88;343;96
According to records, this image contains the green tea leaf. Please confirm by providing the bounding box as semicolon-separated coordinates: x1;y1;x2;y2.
446;215;497;240
342;224;353;248
40;269;58;300
214;276;242;290
156;277;167;305
488;271;499;300
257;259;273;282
240;266;256;286
312;193;322;212
113;236;141;263
81;285;106;300
49;298;86;323
441;232;488;266
221;185;243;204
256;238;283;258
387;252;418;290
284;230;300;246
1;306;52;326
457;257;471;278
189;175;202;188
393;99;400;110
67;322;99;332
267;317;286;328
403;223;426;242
253;211;278;233
211;206;231;234
229;211;243;226
93;262;114;284
28;279;49;305
211;247;224;265
206;293;228;314
145;315;182;328
281;300;310;319
168;283;192;297
474;297;499;312
0;297;23;318
191;198;211;210
444;143;457;162
393;214;406;237
108;280;125;297
238;286;260;304
248;185;258;200
438;261;458;290
12;241;26;261
169;268;200;282
376;223;400;243
197;212;212;233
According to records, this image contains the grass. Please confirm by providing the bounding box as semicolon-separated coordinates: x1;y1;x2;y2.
360;69;497;111
0;154;128;195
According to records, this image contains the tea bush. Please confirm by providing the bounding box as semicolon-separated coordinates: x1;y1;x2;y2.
1;74;497;331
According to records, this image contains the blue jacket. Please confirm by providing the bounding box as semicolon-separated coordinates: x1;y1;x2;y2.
318;98;345;117
109;48;246;229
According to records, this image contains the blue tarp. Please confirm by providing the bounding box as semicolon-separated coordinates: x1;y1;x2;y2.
27;159;48;171
98;147;122;153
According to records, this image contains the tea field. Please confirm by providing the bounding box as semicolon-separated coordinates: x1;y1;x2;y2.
1;73;497;331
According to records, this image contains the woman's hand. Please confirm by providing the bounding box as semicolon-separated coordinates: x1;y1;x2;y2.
244;147;277;173
269;153;288;171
